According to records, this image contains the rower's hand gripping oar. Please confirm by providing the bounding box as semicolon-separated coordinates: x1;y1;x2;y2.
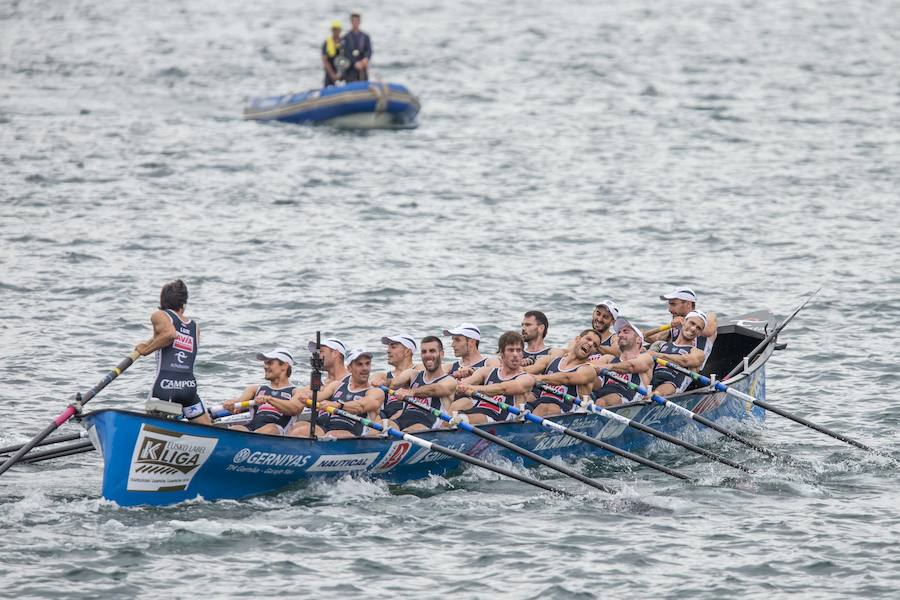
656;358;879;454
598;369;781;459
209;399;256;419
0;350;141;476
534;381;753;474
302;399;567;495
380;387;618;493
308;331;324;441
466;391;691;480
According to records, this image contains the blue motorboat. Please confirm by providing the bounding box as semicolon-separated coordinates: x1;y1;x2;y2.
77;313;777;507
243;81;420;129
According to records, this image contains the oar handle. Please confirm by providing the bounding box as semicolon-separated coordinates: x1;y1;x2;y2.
209;399;256;419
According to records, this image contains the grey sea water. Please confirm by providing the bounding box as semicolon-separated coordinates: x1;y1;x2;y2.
2;0;900;597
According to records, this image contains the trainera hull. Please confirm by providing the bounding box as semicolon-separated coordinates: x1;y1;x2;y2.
79;359;767;507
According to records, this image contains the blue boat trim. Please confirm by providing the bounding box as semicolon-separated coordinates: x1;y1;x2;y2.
79;312;776;506
243;81;420;127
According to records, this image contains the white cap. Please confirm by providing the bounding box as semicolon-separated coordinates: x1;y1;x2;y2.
381;334;417;352
256;348;294;364
613;317;644;343
307;337;347;356
442;324;481;341
346;348;373;363
660;288;697;302
685;310;708;327
595;300;620;319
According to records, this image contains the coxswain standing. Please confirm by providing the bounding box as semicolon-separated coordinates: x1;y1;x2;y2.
528;329;602;416
443;324;499;379
521;310;564;366
386;336;457;432
134;279;211;424
287;348;384;438
222;348;298;435
451;331;535;424
590;318;654;406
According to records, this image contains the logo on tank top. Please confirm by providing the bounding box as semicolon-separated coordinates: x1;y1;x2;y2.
173;333;194;353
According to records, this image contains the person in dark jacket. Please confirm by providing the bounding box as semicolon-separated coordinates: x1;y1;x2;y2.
341;11;372;82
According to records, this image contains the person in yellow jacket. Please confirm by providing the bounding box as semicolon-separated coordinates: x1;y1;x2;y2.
321;20;348;87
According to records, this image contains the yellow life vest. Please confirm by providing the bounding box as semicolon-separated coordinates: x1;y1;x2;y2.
325;36;340;58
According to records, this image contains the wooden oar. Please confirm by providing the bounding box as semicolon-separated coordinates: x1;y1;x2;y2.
0;350;141;477
467;391;691;480
0;433;83;457
534;382;753;473
656;358;878;454
303;400;567;495
19;441;95;464
381;387;617;493
724;288;820;381
598;368;781;459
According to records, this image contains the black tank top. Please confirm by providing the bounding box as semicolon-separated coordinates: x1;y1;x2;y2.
400;371;451;417
253;384;295;418
523;347;551;363
449;358;486;375
536;356;581;403
595;357;642;402
155;309;197;376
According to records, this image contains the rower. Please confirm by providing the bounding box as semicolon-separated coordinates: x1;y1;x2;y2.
370;333;416;388
443;323;499;379
648;311;713;397
591;300;620;355
284;337;349;416
528;329;602;416
221;348;298;434
384;336;457;432
134;279;211;425
287;348;384;438
645;287;718;349
451;331;535;424
589;318;654;406
521;310;564;366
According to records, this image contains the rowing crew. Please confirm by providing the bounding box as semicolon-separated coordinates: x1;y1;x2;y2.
134;280;718;437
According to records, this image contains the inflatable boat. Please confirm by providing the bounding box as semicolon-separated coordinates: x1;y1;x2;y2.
243;81;420;129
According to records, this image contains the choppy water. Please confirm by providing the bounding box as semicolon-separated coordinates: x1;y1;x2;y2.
2;0;900;597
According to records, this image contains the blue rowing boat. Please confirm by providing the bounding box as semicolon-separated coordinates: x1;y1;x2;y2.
243;81;420;129
78;312;777;507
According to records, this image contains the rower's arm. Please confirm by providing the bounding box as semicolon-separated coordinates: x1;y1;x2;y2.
222;385;259;413
460;365;490;386
288;379;340;413
342;388;384;415
135;310;177;356
398;377;457;399
606;354;654;374
534;364;595;386
385;367;415;390
524;354;554;374
653;348;704;370
474;374;535;397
